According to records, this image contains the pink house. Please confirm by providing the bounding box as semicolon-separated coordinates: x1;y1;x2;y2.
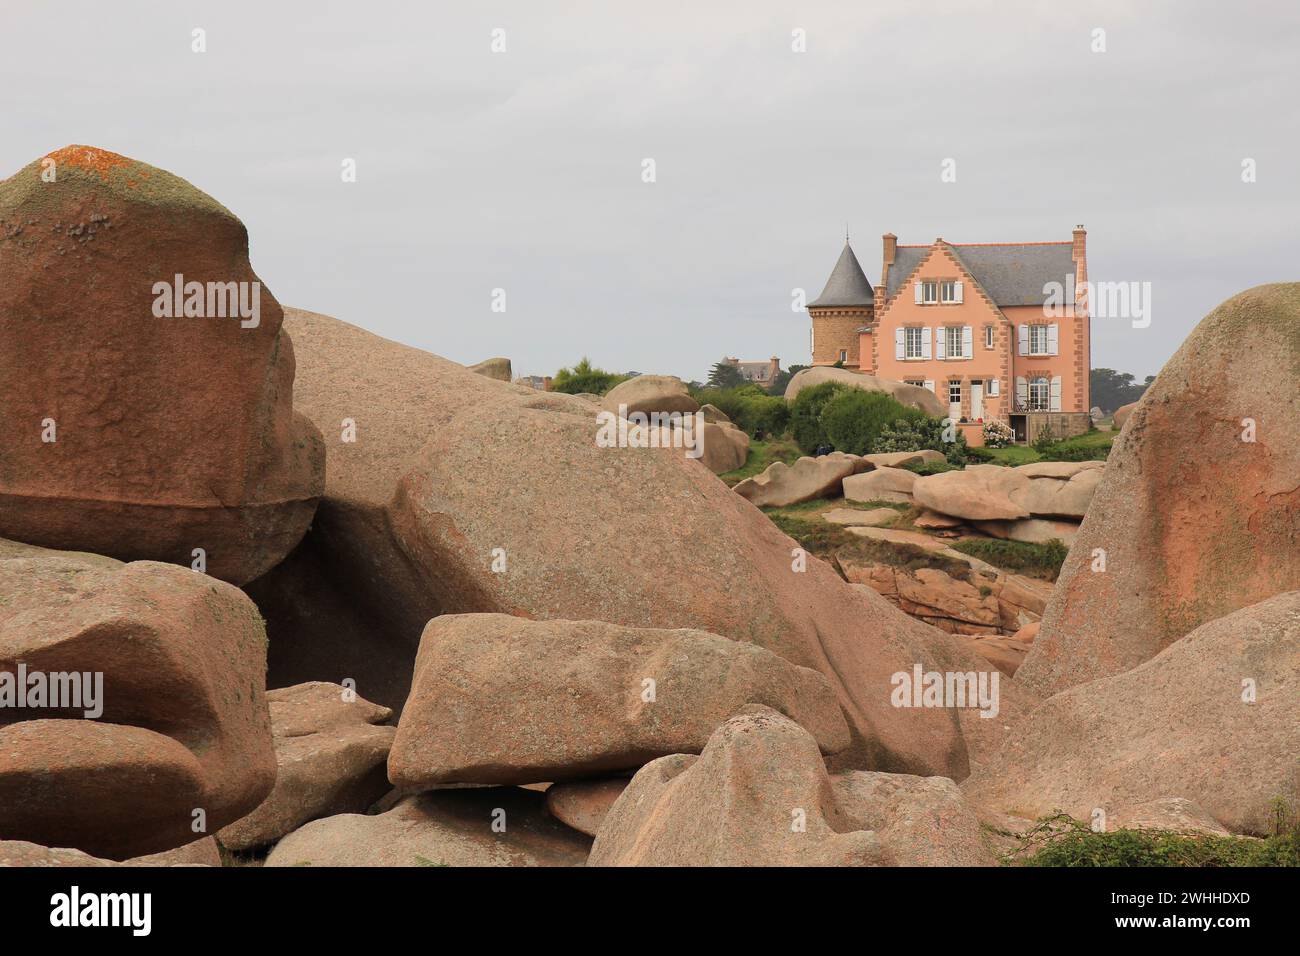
808;228;1091;443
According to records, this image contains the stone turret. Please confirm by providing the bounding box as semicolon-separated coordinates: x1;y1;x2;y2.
808;239;874;369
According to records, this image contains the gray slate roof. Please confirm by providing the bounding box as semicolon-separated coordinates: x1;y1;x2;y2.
885;242;1075;307
808;241;874;308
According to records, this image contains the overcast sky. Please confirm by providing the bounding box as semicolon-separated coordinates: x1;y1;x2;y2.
4;1;1297;381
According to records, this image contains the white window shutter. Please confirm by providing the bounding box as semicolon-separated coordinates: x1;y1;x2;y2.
923;379;935;394
1018;325;1029;355
1016;376;1028;409
1048;323;1060;355
935;328;947;360
914;282;923;304
962;325;973;358
1050;376;1062;411
921;327;932;360
895;328;904;360
954;280;964;303
989;378;1000;397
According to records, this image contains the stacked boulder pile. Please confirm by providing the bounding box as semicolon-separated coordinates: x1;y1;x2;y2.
1;147;1294;863
907;461;1103;547
0;147;1003;867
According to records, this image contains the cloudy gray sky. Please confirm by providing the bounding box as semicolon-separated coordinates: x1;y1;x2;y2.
4;0;1297;381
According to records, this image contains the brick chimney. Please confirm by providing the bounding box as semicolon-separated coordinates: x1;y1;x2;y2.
881;232;897;292
1072;224;1087;263
1072;224;1088;310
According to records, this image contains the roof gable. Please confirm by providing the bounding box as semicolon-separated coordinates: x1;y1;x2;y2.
886;242;1074;307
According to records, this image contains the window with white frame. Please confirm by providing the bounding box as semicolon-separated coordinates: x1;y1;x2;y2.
904;379;925;387
984;325;995;349
939;280;956;303
948;381;962;406
1028;324;1050;355
904;326;925;359
1028;376;1050;411
942;326;963;358
838;349;847;363
921;280;938;304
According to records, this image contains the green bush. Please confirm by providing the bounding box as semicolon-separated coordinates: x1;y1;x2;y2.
692;384;790;439
1010;813;1300;867
819;389;921;456
966;446;997;464
950;537;1069;580
875;415;972;466
1037;434;1112;462
902;460;960;476
789;381;848;452
551;357;629;395
1031;425;1059;454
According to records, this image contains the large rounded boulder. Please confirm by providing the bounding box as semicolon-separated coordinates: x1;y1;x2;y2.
783;366;945;417
0;146;324;584
1018;284;1300;695
0;551;276;859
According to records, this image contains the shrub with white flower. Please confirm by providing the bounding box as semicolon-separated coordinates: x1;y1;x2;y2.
983;419;1015;448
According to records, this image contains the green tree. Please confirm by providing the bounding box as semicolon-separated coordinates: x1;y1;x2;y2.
1089;368;1152;414
766;363;807;396
551;357;630;395
707;360;745;389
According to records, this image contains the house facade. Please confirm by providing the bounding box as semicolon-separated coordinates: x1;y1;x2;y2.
808;228;1091;443
724;355;781;387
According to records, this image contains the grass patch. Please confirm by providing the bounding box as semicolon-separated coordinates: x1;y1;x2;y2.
763;497;842;515
1038;429;1115;462
950;537;1068;581
1004;813;1300;867
766;514;858;559
901;459;960;476
718;436;802;486
984;445;1042;466
837;536;973;582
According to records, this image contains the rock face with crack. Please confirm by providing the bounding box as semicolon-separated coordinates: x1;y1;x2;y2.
589;707;992;866
837;530;1051;638
388;614;850;787
264;787;592;867
964;592;1300;835
1019;284;1300;696
0;554;276;859
217;682;395;851
0;146;324;585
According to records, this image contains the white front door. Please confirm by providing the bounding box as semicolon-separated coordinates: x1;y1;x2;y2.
971;382;984;419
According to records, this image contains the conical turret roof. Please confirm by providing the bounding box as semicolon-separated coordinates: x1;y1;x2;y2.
808;240;874;308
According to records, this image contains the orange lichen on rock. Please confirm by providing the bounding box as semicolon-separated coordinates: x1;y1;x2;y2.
43;145;132;179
